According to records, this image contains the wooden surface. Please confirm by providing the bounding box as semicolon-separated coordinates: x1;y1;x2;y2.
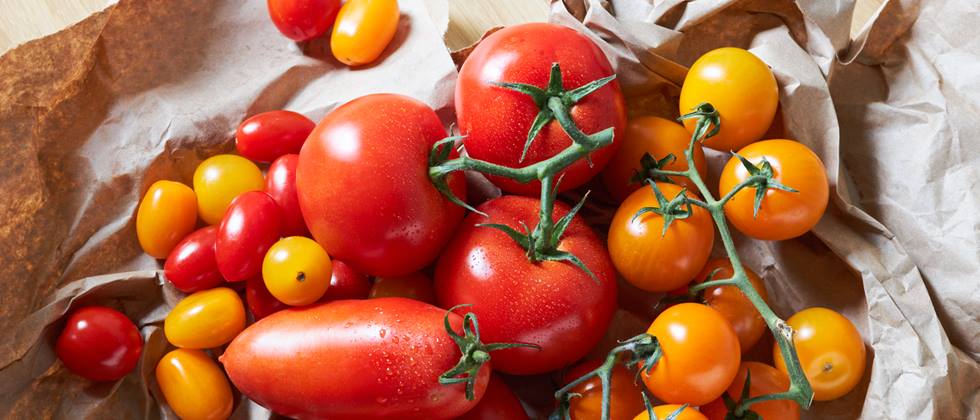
0;0;883;55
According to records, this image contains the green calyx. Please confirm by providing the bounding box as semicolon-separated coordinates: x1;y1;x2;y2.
630;152;678;186
730;152;799;217
632;180;696;237
641;391;690;420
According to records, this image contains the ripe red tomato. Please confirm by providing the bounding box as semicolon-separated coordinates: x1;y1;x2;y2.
216;191;283;282
246;275;288;321
236;110;315;163
701;362;800;420
565;360;645;420
319;260;371;301
297;94;466;277
266;0;341;41
370;272;436;304
691;259;769;352
456;23;626;195
435;196;617;375
456;374;528;420
221;298;490;419
266;154;309;237
55;306;143;381
164;226;223;293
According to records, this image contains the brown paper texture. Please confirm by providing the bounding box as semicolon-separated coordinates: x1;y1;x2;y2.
0;0;976;418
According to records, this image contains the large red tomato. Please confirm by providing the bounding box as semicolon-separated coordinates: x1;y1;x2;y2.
221;298;490;419
297;94;466;277
456;23;626;195
435;196;617;375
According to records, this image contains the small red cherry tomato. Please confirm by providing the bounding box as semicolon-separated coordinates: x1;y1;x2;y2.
265;154;309;237
246;276;289;321
56;306;143;381
164;226;223;293
319;260;371;301
236;111;315;163
216;191;283;282
457;374;528;420
369;271;435;304
266;0;341;42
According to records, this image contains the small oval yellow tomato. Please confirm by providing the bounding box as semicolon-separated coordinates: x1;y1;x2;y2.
156;349;233;420
331;0;400;66
774;307;867;401
263;236;332;306
165;287;245;349
192;154;264;225
136;180;197;259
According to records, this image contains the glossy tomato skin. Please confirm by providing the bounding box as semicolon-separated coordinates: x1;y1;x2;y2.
267;0;341;41
679;47;778;152
720;140;829;240
320;260;371;301
774;307;866;401
237;111;315;163
193;154;265;225
164;226;223;293
136;180;197;259
221;298;489;419
164;287;246;349
701;362;800;420
55;306;142;381
632;405;707;420
297;94;466;277
457;374;528;420
331;0;400;66
641;303;741;406
246;275;288;320
435;196;617;375
565;360;645;420
156;349;234;420
608;183;714;292
265;154;309;237
370;271;436;304
456;23;626;195
263;236;332;306
216;191;283;282
692;259;769;352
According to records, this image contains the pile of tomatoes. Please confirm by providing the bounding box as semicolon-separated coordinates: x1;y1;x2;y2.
53;20;868;420
267;0;400;66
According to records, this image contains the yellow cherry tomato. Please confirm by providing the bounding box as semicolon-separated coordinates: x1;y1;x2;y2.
331;0;400;66
679;47;778;152
263;236;332;306
164;287;245;349
774;307;867;401
156;349;233;420
192;154;264;225
136;180;197;259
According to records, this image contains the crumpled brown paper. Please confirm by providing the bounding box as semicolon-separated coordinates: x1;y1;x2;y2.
0;0;976;418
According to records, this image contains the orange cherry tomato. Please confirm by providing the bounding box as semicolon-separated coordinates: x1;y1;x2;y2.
192;154;265;225
263;236;332;306
679;47;778;151
136;180;197;259
330;0;399;66
719;139;828;240
701;362;800;420
601;116;708;202
774;307;866;401
692;259;769;352
641;303;740;406
632;404;707;420
565;360;645;420
369;271;435;304
156;349;234;420
164;287;246;349
608;183;714;292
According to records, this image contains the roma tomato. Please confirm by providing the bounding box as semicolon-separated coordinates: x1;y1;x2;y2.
331;0;400;66
266;154;309;237
679;47;778;151
641;303;741;406
267;0;340;41
600;117;708;202
456;23;626;195
435;196;617;375
319;260;371;301
701;362;800;420
263;236;332;306
632;405;706;420
216;191;282;282
565;360;645;420
719;139;828;240
692;259;769;352
297;94;466;277
246;275;288;321
369;271;435;304
164;226;222;293
156;349;234;420
608;183;714;292
55;306;142;381
193;154;265;225
221;298;489;419
237;111;314;163
136;180;197;259
774;307;866;401
164;287;246;349
456;374;528;420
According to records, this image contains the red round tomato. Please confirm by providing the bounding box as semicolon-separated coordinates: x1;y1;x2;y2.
216;191;283;282
701;362;800;420
236;110;315;163
266;154;309;237
266;0;341;41
456;374;528;420
221;298;490;419
435;196;617;375
297;94;466;277
56;306;143;381
319;260;371;301
370;272;436;304
456;23;626;195
246;275;288;321
164;226;223;293
565;360;645;420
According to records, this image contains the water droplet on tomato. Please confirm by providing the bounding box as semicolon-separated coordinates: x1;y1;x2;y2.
379;328;387;338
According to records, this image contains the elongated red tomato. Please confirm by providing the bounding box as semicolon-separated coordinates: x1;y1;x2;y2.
56;306;142;381
221;298;489;419
435;196;617;375
457;374;528;420
267;0;341;41
297;94;466;277
216;191;282;282
265;154;309;237
164;226;222;293
236;111;315;163
456;23;626;195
